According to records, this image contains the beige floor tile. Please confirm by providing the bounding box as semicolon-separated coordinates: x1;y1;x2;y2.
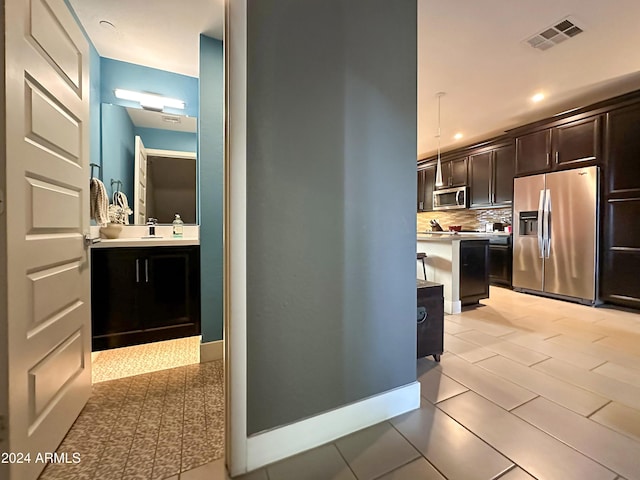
595;335;640;357
443;319;474;335
446;315;517;337
417;365;468;404
534;358;640;410
443;333;497;363
503;331;606;369
590;402;640;443
476;356;609;416
547;335;639;371
513;397;640;479
335;422;419;480
376;458;445;480
592;362;640;387
438;355;537;410
438;391;617;480
180;458;228;480
391;400;513;480
456;330;549;366
266;444;356;480
497;467;536;479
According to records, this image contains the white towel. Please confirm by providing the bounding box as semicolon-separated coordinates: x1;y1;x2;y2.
113;191;133;225
90;178;109;226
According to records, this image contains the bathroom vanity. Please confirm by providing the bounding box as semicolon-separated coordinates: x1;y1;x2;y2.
90;231;200;351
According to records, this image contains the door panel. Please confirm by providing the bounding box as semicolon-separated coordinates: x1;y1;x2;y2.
134;136;148;224
512;174;545;291
544;167;597;300
3;0;91;479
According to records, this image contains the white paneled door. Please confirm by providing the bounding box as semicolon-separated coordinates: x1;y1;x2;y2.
1;0;91;479
134;135;148;224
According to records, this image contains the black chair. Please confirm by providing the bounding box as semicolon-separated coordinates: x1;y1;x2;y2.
417;252;427;280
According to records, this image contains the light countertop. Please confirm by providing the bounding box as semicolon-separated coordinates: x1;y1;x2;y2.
91;237;200;248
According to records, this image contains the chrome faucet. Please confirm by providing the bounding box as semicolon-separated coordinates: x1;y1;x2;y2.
147;218;158;236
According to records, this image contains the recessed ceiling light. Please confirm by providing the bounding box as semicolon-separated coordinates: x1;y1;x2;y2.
454;133;463;140
532;93;545;103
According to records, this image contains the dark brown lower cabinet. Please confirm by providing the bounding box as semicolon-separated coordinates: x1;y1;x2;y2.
91;246;201;350
489;235;512;287
460;240;490;305
417;280;444;361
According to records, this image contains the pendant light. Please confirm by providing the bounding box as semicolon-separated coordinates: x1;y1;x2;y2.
434;92;445;187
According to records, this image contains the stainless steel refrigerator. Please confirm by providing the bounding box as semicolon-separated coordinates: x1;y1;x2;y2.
512;166;598;304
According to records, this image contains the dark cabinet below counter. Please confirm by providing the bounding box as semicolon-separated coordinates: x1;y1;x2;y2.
460;239;490;305
92;246;201;350
489;235;512;287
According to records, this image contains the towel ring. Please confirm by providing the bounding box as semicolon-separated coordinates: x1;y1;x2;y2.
89;163;101;179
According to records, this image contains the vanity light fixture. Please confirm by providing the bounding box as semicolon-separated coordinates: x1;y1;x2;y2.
434;92;446;187
114;89;185;112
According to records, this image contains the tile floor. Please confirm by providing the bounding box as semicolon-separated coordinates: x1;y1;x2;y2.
41;287;640;480
221;287;639;480
92;336;201;383
38;359;224;480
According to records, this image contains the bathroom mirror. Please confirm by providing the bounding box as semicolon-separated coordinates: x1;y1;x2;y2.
101;103;197;224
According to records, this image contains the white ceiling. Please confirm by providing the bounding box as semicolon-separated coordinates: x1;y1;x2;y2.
70;0;640;159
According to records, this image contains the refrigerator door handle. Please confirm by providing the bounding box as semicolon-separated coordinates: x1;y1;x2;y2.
537;189;545;258
544;189;552;258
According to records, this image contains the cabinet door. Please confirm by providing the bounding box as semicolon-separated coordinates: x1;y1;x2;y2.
493;145;515;205
459;240;489;304
552;116;599;168
601;103;640;309
143;247;200;330
450;157;468;186
515;129;551;176
417;168;426;211
91;249;141;338
422;165;435;211
469;151;492;207
489;244;512;286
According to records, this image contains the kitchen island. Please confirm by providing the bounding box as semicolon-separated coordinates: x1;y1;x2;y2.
417;233;493;314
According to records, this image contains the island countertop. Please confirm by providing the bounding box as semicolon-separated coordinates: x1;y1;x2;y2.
417;231;509;242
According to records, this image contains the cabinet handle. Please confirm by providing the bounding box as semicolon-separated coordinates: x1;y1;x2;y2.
555;151;559;164
419;201;424;210
145;259;149;283
546;153;550;165
136;259;140;283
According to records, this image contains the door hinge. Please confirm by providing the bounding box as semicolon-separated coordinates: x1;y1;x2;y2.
0;188;4;215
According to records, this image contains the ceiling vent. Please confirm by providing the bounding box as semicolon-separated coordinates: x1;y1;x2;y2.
525;17;584;51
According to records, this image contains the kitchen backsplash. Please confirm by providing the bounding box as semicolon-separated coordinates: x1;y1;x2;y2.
417;207;513;232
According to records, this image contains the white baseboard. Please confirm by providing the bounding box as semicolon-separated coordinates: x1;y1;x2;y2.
444;299;462;315
245;381;421;472
200;339;224;363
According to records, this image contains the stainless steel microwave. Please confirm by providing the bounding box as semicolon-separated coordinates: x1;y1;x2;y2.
433;186;467;210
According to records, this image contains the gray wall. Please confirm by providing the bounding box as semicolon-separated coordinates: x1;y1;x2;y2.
246;0;417;435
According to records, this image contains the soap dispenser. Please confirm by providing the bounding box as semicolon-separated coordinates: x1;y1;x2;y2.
172;214;184;238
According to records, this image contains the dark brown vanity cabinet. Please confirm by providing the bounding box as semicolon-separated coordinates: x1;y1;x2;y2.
417;164;436;212
91;246;201;350
515;116;600;176
469;145;515;207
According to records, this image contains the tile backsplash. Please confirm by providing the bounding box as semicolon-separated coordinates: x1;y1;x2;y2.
417;207;513;232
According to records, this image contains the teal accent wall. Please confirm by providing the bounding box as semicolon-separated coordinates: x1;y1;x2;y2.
133;127;197;152
101;104;135;203
198;35;224;342
101;58;199;118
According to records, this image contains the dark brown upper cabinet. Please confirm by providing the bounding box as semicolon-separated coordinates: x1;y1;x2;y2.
515;116;600;176
417;164;436;212
469;145;515;208
436;156;468;189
